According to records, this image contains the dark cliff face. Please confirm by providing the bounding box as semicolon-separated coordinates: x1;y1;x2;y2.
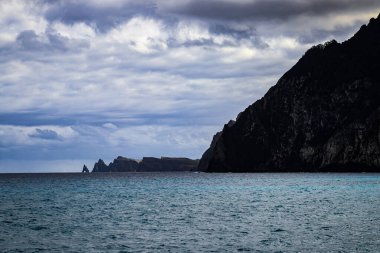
91;156;138;172
139;157;199;172
108;156;139;172
92;159;109;172
200;14;380;172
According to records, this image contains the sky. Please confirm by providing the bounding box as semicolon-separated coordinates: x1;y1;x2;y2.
0;0;379;172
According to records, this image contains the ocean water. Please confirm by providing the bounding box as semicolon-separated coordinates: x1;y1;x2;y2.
0;173;379;252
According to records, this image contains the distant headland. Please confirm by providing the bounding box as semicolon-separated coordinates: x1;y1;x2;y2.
83;156;199;173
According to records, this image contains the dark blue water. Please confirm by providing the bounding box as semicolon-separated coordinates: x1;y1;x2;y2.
0;173;379;252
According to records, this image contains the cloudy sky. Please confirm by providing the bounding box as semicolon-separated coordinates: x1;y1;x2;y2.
0;0;379;172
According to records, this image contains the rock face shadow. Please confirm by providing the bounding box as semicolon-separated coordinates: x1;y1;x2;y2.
200;14;380;173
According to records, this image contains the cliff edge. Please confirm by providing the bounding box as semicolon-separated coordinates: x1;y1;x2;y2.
200;14;380;172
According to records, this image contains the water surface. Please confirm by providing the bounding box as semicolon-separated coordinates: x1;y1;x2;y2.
1;173;379;252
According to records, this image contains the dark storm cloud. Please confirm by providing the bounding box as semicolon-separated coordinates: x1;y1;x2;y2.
172;0;380;21
210;24;253;39
44;1;157;32
16;30;43;50
15;30;69;51
209;24;268;48
29;128;62;140
0;27;90;60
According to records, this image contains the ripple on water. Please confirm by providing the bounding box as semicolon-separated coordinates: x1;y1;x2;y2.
0;173;379;252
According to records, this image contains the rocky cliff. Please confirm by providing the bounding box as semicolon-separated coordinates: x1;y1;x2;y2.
90;156;199;172
139;157;199;172
108;156;139;172
200;14;380;172
92;159;109;172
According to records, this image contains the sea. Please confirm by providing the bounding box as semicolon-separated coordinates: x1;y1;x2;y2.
0;173;379;252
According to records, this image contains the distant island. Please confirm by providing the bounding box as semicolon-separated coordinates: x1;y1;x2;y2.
199;14;380;172
83;156;199;173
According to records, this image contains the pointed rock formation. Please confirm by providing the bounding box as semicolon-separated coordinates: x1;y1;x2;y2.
82;165;89;173
92;159;109;172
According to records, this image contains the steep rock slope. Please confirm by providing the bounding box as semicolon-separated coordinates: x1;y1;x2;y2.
200;14;380;172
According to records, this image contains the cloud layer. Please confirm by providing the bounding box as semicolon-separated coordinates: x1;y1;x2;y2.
1;0;379;171
169;0;379;21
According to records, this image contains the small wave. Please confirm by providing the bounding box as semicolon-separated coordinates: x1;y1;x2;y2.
31;225;48;231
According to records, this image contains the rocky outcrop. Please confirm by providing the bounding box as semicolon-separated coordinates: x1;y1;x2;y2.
200;14;380;172
108;156;139;172
90;156;199;172
92;159;109;172
82;165;89;173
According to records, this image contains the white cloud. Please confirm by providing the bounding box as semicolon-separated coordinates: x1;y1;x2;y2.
175;20;210;42
102;123;118;130
0;122;220;161
0;125;77;146
0;0;47;44
105;16;168;54
50;22;96;40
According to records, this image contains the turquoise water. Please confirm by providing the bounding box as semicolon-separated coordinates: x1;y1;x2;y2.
0;173;379;252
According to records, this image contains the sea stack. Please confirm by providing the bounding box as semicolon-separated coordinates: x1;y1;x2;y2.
199;14;380;172
82;165;89;173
